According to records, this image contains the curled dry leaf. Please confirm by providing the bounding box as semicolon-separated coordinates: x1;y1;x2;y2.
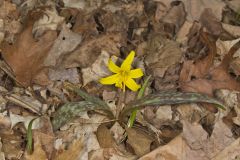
33;8;64;37
0;21;57;86
180;32;240;99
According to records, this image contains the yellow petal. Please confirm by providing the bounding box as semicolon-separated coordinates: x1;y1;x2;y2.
100;74;119;85
121;51;135;71
125;78;140;91
108;59;120;73
129;68;143;78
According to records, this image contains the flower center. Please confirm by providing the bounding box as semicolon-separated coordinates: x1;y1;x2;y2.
119;70;129;92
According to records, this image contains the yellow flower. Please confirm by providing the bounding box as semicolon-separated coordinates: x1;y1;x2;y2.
100;51;143;92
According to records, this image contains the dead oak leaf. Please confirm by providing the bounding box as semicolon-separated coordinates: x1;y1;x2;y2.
1;23;57;86
180;32;240;96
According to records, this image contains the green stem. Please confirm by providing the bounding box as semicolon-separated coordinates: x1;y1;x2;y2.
127;75;151;128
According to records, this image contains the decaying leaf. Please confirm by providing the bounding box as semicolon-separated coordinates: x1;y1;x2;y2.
48;68;80;84
181;0;225;22
33;8;64;37
161;1;186;35
96;124;116;148
62;33;123;68
44;25;83;67
0;20;57;86
126;128;154;157
145;34;183;77
53;137;84;160
82;50;110;85
25;135;48;160
180;32;240;108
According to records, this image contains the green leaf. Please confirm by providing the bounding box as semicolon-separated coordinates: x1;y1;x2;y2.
27;118;37;154
65;83;113;118
127;75;151;128
51;101;113;131
121;91;225;119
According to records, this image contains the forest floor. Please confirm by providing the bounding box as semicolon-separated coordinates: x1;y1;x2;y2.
0;0;240;160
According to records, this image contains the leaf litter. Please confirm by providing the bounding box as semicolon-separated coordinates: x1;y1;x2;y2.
0;0;240;160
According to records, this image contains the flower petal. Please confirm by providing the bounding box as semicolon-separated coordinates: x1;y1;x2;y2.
129;68;143;78
125;78;141;91
121;51;135;71
108;59;120;73
100;74;119;85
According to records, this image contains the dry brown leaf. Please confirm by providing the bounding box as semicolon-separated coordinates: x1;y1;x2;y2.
81;50;110;86
180;32;240;112
0;20;57;86
212;138;240;160
0;130;24;160
48;68;80;84
53;138;84;160
199;8;224;36
145;34;183;78
33;8;64;37
0;1;16;19
34;116;55;159
62;33;123;68
161;1;186;35
126;128;154;157
96;124;116;148
140;118;237;160
44;25;82;67
25;136;48;160
139;135;192;160
181;0;225;22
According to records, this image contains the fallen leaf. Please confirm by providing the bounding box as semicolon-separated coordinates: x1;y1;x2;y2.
200;8;224;36
161;1;186;35
33;8;64;37
126;128;154;157
25;135;48;160
225;0;240;13
181;0;225;22
96;124;116;148
53;137;84;160
0;137;5;160
62;33;123;68
139;135;193;160
222;23;240;38
180;32;240;112
145;34;183;78
0;18;57;86
44;25;83;67
81;50;110;86
0;130;25;160
212;138;240;160
48;68;80;84
0;1;16;19
110;122;125;144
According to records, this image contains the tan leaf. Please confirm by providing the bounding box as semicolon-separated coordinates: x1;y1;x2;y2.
25;136;48;160
53;138;84;160
0;21;57;86
126;128;154;157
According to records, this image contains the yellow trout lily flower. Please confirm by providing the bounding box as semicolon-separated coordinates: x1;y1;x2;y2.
100;51;143;92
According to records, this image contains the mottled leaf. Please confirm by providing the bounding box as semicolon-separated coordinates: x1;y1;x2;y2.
121;91;225;119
